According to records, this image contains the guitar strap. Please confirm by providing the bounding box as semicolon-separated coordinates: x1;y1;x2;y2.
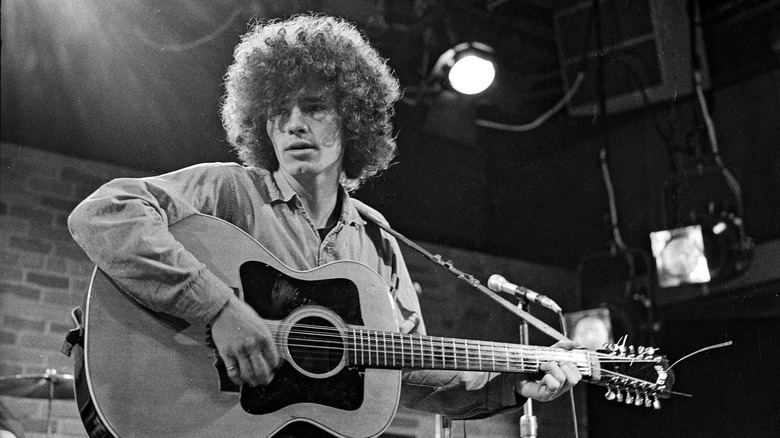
355;204;570;342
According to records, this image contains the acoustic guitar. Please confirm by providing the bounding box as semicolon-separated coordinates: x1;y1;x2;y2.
72;214;673;437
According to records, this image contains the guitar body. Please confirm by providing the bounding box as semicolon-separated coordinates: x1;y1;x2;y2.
74;214;401;438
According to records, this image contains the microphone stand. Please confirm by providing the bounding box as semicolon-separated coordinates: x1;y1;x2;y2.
517;299;538;438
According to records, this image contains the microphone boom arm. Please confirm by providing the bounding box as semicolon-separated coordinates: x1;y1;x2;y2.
354;204;570;342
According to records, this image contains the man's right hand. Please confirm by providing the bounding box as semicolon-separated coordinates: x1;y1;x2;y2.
210;297;281;387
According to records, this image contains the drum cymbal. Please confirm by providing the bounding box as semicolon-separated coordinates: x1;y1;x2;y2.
0;371;74;399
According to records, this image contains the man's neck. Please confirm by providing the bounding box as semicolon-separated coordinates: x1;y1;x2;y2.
282;172;342;229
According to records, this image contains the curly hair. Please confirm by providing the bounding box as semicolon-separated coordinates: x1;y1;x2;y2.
221;14;401;191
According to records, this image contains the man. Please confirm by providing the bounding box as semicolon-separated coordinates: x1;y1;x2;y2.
68;13;580;435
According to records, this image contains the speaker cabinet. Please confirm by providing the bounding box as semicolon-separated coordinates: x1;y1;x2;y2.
553;0;709;117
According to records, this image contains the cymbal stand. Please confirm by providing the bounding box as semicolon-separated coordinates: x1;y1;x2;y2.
44;368;56;437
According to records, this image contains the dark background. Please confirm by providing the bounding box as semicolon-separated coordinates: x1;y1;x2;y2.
2;0;779;436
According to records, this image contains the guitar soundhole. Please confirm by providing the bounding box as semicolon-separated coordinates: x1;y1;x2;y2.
289;316;344;376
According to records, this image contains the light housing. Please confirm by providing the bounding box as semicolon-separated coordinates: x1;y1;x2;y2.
563;307;614;351
431;42;496;95
650;213;753;287
650;225;711;287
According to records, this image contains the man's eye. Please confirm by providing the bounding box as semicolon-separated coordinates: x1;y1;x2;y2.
267;108;288;120
304;103;328;113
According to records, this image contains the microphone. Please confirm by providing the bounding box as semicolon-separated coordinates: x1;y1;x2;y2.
487;274;562;313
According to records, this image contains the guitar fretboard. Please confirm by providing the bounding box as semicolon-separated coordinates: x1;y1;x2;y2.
345;329;594;376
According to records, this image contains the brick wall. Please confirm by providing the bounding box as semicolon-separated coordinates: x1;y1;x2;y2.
0;142;150;437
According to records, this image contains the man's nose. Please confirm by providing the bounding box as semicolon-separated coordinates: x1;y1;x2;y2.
285;106;308;134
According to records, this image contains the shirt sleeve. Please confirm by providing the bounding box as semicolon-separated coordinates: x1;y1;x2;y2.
379;229;525;419
67;163;239;325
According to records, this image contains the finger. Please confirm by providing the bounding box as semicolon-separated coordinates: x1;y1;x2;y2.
551;340;579;350
540;361;567;388
248;352;275;386
559;361;582;385
221;355;242;385
259;338;281;369
236;354;255;386
541;372;563;392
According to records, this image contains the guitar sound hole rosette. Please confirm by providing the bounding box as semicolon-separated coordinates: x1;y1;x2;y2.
278;305;349;379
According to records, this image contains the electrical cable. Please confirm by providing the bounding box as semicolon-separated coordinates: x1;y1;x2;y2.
688;0;747;248
474;72;585;132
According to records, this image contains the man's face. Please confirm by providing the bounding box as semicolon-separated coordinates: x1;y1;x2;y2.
266;86;344;183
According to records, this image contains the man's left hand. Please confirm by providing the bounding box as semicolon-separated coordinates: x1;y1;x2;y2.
515;340;582;402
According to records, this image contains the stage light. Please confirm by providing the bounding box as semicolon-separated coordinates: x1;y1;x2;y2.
431;42;496;95
563;308;614;351
650;225;710;287
650;214;752;287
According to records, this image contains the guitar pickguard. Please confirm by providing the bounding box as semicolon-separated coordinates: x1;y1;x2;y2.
237;261;366;415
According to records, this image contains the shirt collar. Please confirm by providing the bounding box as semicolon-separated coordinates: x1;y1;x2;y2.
269;170;298;203
339;188;364;227
270;170;363;226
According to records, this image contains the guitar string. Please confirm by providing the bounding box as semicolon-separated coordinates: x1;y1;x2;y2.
256;320;660;365
233;340;660;379
213;339;668;394
267;328;658;366
278;340;658;370
207;320;668;390
277;339;671;394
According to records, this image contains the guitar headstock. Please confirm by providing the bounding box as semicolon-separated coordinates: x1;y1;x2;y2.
593;342;674;409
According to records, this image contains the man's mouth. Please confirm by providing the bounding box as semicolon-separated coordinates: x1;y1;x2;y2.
287;142;315;151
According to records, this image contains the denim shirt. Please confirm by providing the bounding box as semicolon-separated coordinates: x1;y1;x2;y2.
68;162;522;419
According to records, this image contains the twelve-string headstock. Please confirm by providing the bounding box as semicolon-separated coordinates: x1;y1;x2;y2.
594;342;674;409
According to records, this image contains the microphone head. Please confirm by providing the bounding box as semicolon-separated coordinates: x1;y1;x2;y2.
487;274;506;291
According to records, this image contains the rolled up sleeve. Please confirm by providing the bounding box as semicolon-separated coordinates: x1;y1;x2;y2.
68;164;238;325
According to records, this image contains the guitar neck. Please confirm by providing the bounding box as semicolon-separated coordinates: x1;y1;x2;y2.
344;329;596;377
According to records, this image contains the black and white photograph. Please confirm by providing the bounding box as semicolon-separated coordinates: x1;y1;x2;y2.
1;1;779;437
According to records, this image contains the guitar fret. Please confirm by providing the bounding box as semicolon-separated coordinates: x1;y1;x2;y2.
401;334;405;367
368;331;373;366
439;338;447;368
420;336;425;368
392;333;397;367
452;339;457;369
465;340;470;370
534;346;540;373
351;329;357;365
375;331;380;366
361;330;366;365
371;331;376;366
382;331;387;366
408;335;413;368
430;337;436;369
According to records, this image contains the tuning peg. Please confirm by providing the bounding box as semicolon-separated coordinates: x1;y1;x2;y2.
634;393;644;406
652;396;661;410
644;395;653;408
616;390;624;403
625;391;635;405
605;388;616;401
